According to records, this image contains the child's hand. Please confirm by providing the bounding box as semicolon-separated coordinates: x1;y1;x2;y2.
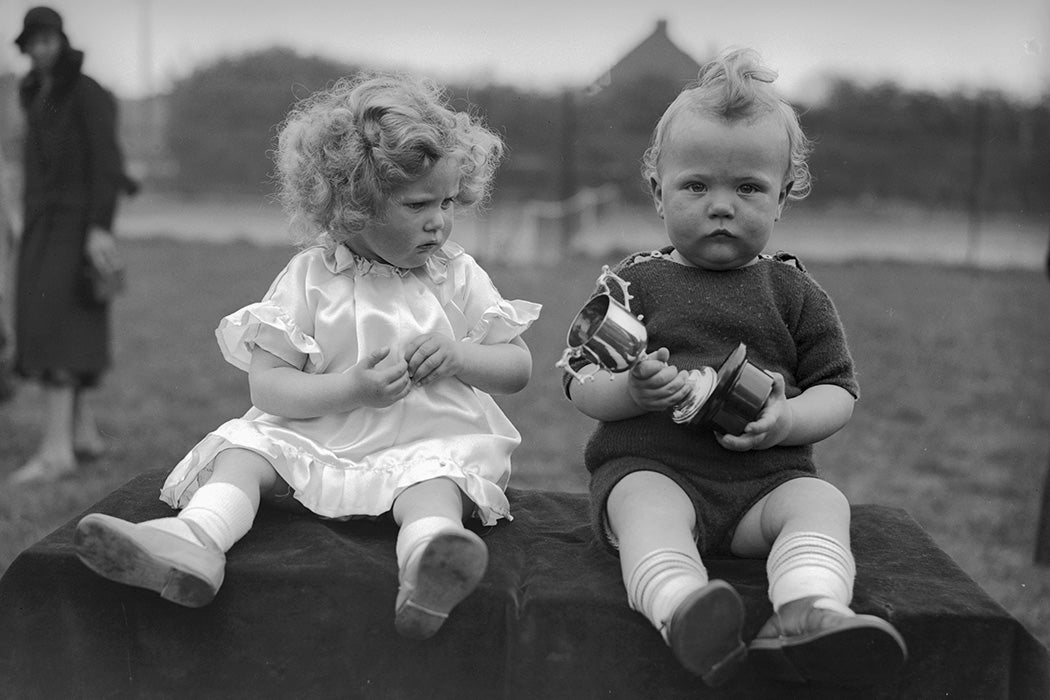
627;347;693;412
404;333;463;386
717;372;793;451
348;347;412;408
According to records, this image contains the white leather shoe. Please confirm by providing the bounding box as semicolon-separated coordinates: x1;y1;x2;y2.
74;513;226;608
394;529;488;639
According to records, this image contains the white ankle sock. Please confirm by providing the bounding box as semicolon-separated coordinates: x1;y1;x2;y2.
625;548;709;642
174;482;256;553
767;531;856;612
396;516;461;575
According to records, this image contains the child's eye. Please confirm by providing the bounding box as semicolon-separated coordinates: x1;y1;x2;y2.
739;183;760;195
440;197;455;210
686;182;706;194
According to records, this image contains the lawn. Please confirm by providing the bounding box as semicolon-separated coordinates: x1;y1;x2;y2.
2;236;1049;653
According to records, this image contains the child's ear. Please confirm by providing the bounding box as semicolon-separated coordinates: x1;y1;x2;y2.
776;181;793;218
649;176;665;219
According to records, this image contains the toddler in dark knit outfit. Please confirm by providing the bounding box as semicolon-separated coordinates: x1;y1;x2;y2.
563;48;906;687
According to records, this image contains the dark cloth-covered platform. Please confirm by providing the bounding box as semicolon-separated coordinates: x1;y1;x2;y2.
1;470;1048;699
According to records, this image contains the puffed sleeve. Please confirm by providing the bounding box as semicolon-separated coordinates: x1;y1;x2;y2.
450;252;540;345
215;253;325;371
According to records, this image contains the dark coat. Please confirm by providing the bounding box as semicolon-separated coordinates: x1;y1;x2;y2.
14;46;125;383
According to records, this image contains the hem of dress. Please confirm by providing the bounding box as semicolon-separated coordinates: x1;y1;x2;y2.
159;420;513;526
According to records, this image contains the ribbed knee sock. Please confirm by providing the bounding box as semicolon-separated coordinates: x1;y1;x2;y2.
625;548;709;643
396;516;462;575
145;483;256;553
766;531;856;612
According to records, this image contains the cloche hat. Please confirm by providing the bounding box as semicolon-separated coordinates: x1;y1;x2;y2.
14;6;65;51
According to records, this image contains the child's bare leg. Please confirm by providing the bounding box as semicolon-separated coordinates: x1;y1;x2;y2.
607;471;745;686
732;476;853;607
74;448;277;607
391;477;487;639
734;477;906;685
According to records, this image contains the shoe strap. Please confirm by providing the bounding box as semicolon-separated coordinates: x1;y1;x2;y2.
400;597;450;620
810;597;855;617
183;519;224;554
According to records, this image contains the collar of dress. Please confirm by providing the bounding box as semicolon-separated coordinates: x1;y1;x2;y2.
324;240;465;284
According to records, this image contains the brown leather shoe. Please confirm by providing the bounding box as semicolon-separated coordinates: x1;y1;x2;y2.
666;580;747;686
749;596;907;686
74;513;226;608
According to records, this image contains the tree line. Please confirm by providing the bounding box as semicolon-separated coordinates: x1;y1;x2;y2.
5;47;1046;215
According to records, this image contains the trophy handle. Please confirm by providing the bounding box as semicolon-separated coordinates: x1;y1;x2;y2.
595;266;636;316
558;267;649;384
556;347;599;383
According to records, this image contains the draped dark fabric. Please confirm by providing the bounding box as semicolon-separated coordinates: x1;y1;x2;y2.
1;470;1047;699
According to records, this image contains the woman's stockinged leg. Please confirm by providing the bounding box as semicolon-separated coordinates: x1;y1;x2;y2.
607;471;746;686
9;383;76;483
41;383;76;465
391;477;487;640
72;388;107;458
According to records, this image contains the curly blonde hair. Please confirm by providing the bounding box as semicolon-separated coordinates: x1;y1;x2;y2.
641;47;813;200
273;72;504;247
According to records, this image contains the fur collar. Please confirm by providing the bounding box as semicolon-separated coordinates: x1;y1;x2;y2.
19;47;85;108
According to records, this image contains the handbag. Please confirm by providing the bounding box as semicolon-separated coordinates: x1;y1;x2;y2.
82;257;127;304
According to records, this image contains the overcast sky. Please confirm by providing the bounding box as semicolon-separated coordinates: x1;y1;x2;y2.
1;0;1047;101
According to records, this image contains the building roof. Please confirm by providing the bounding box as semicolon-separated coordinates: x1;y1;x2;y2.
590;19;703;93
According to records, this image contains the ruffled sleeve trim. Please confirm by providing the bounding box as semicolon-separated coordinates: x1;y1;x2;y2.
465;298;542;345
215;301;324;371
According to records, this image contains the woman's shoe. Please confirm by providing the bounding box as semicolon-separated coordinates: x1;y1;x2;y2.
73;437;107;461
74;513;226;608
666;580;747;686
749;596;907;686
394;529;488;640
8;456;76;485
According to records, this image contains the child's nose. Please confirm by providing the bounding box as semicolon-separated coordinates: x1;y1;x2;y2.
708;191;734;217
424;209;446;231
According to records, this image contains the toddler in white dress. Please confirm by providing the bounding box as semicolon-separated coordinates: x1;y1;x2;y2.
74;72;540;639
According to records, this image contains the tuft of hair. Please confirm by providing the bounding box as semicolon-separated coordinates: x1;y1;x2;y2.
641;47;812;200
272;71;504;248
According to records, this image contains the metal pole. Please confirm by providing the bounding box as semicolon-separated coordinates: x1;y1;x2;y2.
964;96;987;266
558;89;578;255
1037;224;1050;565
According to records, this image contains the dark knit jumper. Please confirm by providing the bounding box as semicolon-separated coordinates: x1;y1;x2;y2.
569;248;859;553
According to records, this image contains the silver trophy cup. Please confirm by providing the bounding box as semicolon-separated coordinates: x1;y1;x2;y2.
558;268;774;435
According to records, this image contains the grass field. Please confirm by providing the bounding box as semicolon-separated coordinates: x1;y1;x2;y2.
2;236;1049;653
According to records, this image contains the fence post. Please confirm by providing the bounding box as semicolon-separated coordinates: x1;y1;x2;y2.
558;90;578;256
1037;225;1050;565
964;96;987;266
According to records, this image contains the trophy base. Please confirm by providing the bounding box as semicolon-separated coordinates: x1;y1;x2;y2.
670;367;717;424
671;343;774;435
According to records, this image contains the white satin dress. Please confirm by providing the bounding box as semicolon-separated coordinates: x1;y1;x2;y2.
159;241;541;525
